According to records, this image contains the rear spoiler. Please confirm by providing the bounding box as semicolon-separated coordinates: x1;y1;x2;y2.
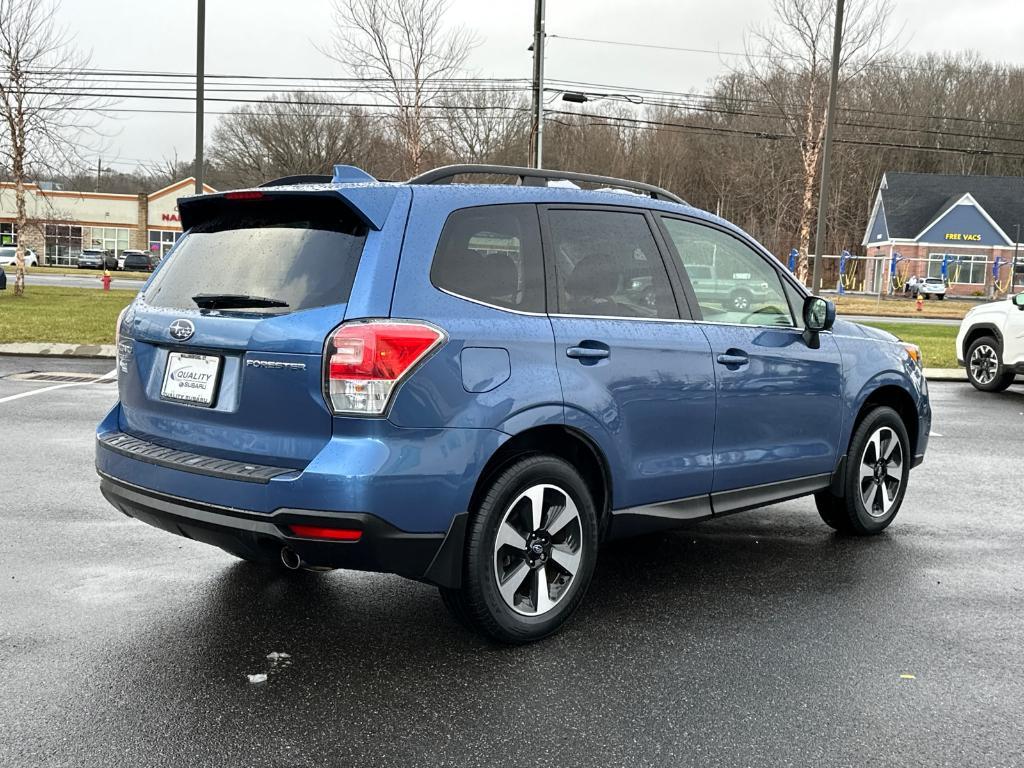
177;185;399;232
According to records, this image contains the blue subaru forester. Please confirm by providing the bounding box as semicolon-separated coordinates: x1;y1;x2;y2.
97;164;931;643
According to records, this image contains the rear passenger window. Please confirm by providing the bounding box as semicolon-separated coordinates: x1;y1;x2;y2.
547;209;677;319
431;205;544;313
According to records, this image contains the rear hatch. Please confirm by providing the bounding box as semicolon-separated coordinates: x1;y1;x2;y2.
116;192;368;468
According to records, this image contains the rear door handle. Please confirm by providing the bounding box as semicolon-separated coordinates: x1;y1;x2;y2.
566;346;610;360
716;353;749;367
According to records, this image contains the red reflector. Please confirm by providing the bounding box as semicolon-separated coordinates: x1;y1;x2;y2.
328;322;442;381
225;190;265;200
288;525;362;541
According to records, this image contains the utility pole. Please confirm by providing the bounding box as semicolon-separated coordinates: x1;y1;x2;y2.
530;0;545;169
95;157;101;192
810;0;844;294
194;0;206;194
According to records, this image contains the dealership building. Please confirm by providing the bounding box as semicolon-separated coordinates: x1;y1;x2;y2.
0;177;215;265
863;172;1024;296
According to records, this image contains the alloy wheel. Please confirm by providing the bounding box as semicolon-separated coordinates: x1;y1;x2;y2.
492;483;583;617
969;344;999;385
858;426;903;519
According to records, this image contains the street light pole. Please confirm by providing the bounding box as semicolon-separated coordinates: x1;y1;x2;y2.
194;0;206;194
530;0;546;169
811;0;844;294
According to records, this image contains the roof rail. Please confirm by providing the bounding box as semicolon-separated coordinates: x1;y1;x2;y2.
407;164;686;205
259;174;332;188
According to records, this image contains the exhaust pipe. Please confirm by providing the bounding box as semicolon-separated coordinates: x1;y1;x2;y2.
280;546;302;570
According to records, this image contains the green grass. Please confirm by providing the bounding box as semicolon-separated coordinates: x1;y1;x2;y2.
860;321;959;369
26;265;150;280
0;285;133;345
833;295;978;319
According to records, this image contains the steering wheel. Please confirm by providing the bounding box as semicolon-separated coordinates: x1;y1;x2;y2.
739;305;789;325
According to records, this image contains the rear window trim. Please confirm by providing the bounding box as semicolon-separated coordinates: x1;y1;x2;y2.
429;202;548;315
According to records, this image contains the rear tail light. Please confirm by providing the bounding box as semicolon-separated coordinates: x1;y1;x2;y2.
287;524;362;541
324;320;445;415
225;190;265;200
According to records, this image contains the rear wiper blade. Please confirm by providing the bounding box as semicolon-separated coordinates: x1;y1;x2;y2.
192;293;289;310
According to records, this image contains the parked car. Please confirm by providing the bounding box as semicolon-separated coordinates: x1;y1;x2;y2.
118;250;148;272
77;249;116;270
0;247;38;267
956;292;1024;391
96;164;931;643
122;250;157;272
919;276;947;300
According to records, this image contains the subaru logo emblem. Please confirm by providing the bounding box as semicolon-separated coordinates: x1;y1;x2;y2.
169;319;195;341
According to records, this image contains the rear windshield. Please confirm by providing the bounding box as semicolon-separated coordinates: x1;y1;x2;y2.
143;196;367;314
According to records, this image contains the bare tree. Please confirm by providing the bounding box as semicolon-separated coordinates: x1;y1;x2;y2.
0;0;106;295
438;88;529;164
743;0;900;281
324;0;478;176
210;93;397;186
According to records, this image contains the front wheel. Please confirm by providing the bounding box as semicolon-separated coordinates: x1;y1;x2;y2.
730;289;752;311
815;406;910;535
440;455;599;644
965;336;1015;392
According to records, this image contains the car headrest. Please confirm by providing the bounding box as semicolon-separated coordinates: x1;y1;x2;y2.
566;253;621;301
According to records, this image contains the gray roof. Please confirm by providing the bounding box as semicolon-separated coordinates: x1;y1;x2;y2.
879;172;1024;239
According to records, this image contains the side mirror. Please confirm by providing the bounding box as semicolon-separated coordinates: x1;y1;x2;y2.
1013;293;1024;310
802;296;835;348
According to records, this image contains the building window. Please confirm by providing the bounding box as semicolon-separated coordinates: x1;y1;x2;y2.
0;222;16;246
927;253;988;285
84;226;130;257
148;229;181;259
44;224;83;266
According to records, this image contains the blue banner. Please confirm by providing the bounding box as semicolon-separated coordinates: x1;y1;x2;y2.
788;248;798;272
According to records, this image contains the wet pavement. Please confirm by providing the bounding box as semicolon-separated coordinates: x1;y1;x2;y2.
1;355;1022;767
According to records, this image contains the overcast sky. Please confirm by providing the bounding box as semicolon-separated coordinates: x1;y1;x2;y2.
57;0;1024;172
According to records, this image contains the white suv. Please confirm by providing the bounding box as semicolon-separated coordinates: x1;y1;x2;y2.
956;293;1024;391
0;247;38;267
919;276;947;300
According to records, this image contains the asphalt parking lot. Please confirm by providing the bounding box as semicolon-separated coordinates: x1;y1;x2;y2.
1;354;1022;768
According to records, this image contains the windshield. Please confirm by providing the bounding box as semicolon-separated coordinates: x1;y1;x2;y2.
143;196;367;315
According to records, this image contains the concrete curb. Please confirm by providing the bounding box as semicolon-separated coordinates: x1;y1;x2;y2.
924;368;967;382
0;342;116;359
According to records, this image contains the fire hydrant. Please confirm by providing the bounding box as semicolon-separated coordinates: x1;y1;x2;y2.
915;294;923;312
101;270;111;292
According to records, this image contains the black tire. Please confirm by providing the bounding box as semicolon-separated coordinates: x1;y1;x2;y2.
439;455;599;644
730;289;752;311
937;294;945;300
965;335;1015;392
815;406;910;535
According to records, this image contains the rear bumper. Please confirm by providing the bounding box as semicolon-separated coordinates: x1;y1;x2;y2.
99;472;467;586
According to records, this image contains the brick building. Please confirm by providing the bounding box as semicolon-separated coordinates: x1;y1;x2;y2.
862;172;1024;297
0;177;215;265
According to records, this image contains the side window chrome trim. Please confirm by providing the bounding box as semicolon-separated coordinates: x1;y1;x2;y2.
435;285;548;317
548;312;813;332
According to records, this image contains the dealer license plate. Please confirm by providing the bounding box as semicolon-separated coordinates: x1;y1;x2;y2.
161;352;221;406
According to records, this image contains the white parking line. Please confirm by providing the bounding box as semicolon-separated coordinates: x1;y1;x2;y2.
0;370;117;404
